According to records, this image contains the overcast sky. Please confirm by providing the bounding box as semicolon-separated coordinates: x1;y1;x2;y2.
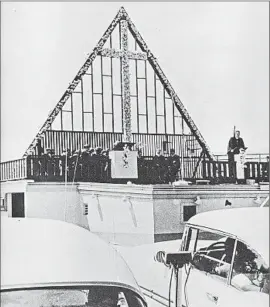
1;2;269;161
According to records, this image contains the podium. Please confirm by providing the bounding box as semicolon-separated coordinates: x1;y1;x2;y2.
109;142;138;179
235;152;246;180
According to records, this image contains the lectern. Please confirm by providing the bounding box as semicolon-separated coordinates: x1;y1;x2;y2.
109;142;138;179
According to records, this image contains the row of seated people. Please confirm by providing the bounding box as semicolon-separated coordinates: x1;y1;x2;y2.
29;145;182;183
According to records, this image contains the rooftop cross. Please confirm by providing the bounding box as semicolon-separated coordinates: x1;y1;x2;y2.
98;19;147;142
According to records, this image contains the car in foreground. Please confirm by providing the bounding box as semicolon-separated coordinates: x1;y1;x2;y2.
1;218;147;307
179;207;269;307
260;196;269;207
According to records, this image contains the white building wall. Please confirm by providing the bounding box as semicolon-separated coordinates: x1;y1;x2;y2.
80;186;155;246
26;183;89;230
0;181;89;230
153;186;269;237
1;181;268;246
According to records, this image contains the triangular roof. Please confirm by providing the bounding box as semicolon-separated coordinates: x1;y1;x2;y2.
23;7;214;160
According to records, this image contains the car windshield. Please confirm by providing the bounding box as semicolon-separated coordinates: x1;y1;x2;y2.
0;286;146;307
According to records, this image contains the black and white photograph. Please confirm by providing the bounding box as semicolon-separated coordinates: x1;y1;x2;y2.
1;2;269;307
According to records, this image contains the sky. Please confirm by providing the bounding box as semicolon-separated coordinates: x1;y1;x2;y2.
1;2;269;161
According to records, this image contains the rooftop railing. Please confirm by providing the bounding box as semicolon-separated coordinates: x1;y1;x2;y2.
0;158;28;181
214;153;269;162
1;155;268;184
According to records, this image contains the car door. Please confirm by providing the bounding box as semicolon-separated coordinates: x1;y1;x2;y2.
182;227;237;307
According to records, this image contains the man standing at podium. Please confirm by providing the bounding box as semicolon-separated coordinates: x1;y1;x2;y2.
167;148;181;183
227;130;246;179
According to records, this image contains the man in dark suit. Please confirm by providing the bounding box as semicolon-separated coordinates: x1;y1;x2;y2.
227;130;246;179
167;148;180;183
153;149;166;183
81;144;90;181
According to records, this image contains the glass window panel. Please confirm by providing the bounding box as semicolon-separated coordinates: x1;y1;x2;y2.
102;56;111;76
113;96;122;132
137;60;145;78
146;63;155;97
104;114;113;132
156;79;165;115
174;116;182;134
72;93;82;131
157;116;165;134
62;112;72;131
165;99;174;134
84;113;93;131
183;121;191;135
139;115;147;133
111;24;120;50
147;98;156;133
63;97;71;112
82;74;92;112
52;113;61;130
103;77;112;113
131;96;138;133
138;79;146;115
93;94;103;132
112;58;121;95
129;60;137;96
93;56;102;93
173;104;178;116
128;32;136;52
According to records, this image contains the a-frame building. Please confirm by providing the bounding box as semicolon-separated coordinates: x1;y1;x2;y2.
23;7;214;177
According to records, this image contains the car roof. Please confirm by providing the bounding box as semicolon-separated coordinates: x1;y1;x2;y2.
1;218;144;300
187;208;269;263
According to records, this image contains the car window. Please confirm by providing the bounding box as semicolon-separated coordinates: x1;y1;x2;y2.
0;286;146;307
230;241;270;294
186;228;235;282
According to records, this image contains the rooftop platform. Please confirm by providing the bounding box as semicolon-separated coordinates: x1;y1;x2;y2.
0;154;268;185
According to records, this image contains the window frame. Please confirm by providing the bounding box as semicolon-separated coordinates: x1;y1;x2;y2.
182;223;269;292
229;239;269;292
182;224;238;285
